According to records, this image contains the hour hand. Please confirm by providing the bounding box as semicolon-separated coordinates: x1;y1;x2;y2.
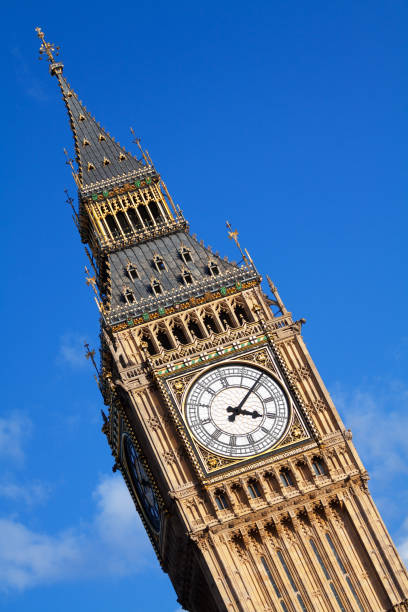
241;409;261;419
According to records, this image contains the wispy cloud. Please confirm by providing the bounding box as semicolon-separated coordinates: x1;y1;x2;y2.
0;475;152;592
0;413;32;465
332;378;408;563
57;333;88;369
332;379;408;483
0;481;50;507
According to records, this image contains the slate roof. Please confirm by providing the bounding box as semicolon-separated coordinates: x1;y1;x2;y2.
107;230;257;324
56;74;147;189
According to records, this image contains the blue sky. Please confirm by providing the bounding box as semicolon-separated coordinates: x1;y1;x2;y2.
1;1;407;610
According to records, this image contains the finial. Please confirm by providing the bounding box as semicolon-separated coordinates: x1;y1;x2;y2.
84;342;99;375
35;27;63;75
85;266;105;314
64;188;79;228
130;127;149;165
226;221;249;265
63;149;81;187
266;275;287;315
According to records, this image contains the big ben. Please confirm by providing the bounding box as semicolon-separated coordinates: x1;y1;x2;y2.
37;28;408;612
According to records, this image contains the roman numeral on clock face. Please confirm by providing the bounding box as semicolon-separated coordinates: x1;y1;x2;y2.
212;429;222;440
220;377;228;388
201;418;211;425
229;435;236;447
247;433;254;445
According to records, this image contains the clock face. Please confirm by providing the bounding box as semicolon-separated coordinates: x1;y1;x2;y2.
123;434;161;533
184;363;290;458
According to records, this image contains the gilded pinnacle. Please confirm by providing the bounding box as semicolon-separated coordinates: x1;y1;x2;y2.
35;27;59;64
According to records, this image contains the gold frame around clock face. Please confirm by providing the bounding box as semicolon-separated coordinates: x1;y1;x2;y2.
183;362;291;459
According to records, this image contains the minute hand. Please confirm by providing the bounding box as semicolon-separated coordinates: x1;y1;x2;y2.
236;373;263;410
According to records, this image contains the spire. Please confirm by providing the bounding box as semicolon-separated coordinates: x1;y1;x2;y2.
36;27;147;192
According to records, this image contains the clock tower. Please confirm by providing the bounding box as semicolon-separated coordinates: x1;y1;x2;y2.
38;29;408;612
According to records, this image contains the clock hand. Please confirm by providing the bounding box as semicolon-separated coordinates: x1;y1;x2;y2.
241;408;261;418
236;373;263;410
226;373;263;421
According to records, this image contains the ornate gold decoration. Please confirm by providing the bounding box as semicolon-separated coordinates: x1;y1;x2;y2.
199;446;237;472
36;27;60;64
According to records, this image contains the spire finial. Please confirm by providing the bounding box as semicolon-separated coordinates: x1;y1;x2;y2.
35;27;63;75
226;221;249;265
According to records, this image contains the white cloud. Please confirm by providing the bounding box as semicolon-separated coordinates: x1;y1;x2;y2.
0;475;153;592
0;481;50;506
57;333;87;368
332;380;408;483
0;413;32;464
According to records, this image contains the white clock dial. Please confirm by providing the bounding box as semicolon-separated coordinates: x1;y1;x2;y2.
184;363;290;458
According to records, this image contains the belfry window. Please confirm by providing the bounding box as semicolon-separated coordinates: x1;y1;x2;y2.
148;201;164;223
127;208;142;231
203;312;218;334
127;264;139;282
141;332;156;356
280;468;294;488
188;318;205;339
116;211;131;235
123;288;135;305
234;302;251;324
153;255;166;273
105;214;120;238
139;203;153;227
311;457;326;476
151;279;163;296
208;260;220;277
219;308;234;329
247;480;261;499
180;247;193;264
182;269;193;285
156;328;172;351
172;322;189;345
214;490;229;511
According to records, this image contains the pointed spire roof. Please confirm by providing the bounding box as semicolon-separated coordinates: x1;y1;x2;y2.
36;28;147;192
57;75;145;188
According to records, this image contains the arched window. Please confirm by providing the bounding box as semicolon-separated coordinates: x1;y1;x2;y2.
156;328;172;351
214;490;229;510
151;279;163;295
234;302;251;324
181;269;193;285
219;308;235;329
127;263;139;281
247;480;262;499
127;208;142;231
123;287;135;305
280;468;294;488
105;214;120;238
141;332;156;356
203;312;218;334
208;260;220;277
188;318;205;339
153;255;166;273
138;203;153;227
180;246;193;264
116;211;131;234
172;322;189;345
311;457;326;476
148;201;163;223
